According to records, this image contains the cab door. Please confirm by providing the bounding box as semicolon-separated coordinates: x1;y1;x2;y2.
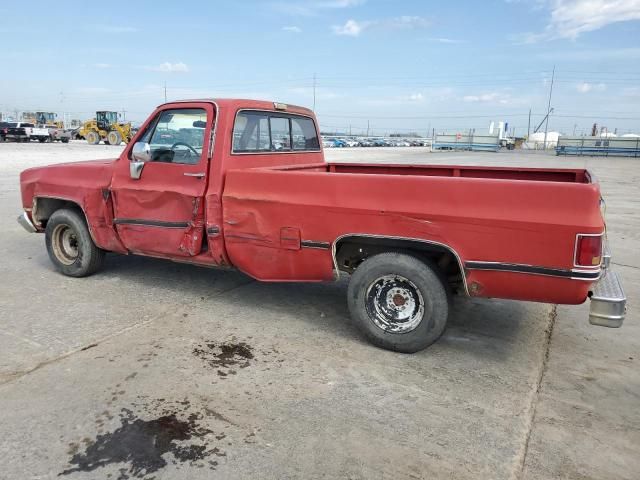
110;103;215;257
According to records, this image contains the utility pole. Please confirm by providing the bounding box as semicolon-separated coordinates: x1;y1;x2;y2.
573;124;577;136
543;65;555;150
121;109;127;121
312;73;316;112
527;108;531;138
366;120;370;137
164;81;167;103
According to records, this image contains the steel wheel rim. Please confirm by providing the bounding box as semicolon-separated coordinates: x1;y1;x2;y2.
365;274;425;333
51;224;79;265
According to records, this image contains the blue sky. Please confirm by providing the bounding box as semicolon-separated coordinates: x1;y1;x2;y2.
1;0;640;135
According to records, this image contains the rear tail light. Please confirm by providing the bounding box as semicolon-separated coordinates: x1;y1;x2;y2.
575;234;603;267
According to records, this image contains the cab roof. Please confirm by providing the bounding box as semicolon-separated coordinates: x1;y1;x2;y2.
161;98;314;117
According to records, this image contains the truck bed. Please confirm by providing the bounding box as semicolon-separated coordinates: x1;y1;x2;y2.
221;161;602;305
271;162;593;183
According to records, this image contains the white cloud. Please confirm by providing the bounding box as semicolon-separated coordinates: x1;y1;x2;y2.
332;19;369;36
148;62;190;73
463;92;511;104
270;0;364;16
282;26;303;33
407;93;425;101
516;0;640;42
549;0;640;39
317;0;364;6
576;82;607;93
332;16;430;36
389;16;431;29
93;63;111;69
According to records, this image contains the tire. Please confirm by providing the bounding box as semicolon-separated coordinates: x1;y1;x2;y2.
86;131;100;145
38;137;46;143
61;137;70;143
107;130;122;146
45;209;105;277
347;252;449;353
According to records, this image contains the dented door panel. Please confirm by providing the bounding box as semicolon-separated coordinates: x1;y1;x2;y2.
109;102;215;258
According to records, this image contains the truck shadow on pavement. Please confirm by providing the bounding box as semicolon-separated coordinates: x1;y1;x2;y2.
96;253;532;362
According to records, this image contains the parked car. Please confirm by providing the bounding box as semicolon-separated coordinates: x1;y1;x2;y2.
6;122;50;142
0;121;9;142
18;98;626;353
45;125;71;143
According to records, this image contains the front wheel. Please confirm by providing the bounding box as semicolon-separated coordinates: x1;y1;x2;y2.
45;209;105;277
107;130;122;145
86;131;100;145
347;252;449;353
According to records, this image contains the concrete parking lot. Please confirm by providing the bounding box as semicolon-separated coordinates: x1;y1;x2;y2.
0;142;637;479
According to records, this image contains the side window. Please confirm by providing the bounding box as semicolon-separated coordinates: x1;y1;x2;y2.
139;108;207;165
270;117;291;151
232;111;320;153
291;116;320;150
233;112;270;152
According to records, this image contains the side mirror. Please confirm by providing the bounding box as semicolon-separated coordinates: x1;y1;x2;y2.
130;142;150;179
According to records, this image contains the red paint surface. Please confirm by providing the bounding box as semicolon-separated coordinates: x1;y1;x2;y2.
19;99;605;305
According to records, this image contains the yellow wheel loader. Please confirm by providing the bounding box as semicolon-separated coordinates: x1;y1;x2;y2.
79;111;132;145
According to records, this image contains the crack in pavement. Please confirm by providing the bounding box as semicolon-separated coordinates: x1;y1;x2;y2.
0;279;256;386
510;304;558;480
612;261;640;270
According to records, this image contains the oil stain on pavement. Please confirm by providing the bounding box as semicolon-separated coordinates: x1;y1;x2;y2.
193;341;255;377
60;407;224;479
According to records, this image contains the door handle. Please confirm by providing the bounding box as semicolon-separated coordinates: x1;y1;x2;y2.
184;172;205;178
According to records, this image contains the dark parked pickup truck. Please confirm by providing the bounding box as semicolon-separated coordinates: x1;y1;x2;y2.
18;99;626;352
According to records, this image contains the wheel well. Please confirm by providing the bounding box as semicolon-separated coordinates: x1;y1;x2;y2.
334;236;466;294
33;197;85;228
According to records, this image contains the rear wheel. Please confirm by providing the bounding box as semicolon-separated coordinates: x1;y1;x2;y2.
347;252;449;353
86;131;100;145
107;130;122;145
45;209;105;277
61;137;70;143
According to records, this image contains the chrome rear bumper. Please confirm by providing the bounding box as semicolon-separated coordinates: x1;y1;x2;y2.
17;212;37;233
589;270;626;328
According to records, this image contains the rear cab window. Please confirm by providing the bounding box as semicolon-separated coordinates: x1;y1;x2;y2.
232;110;320;153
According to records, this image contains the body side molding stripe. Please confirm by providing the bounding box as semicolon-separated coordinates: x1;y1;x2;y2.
465;261;600;280
113;218;189;229
301;240;330;250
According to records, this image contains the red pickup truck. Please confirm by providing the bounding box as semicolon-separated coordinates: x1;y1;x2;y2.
18;99;626;352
